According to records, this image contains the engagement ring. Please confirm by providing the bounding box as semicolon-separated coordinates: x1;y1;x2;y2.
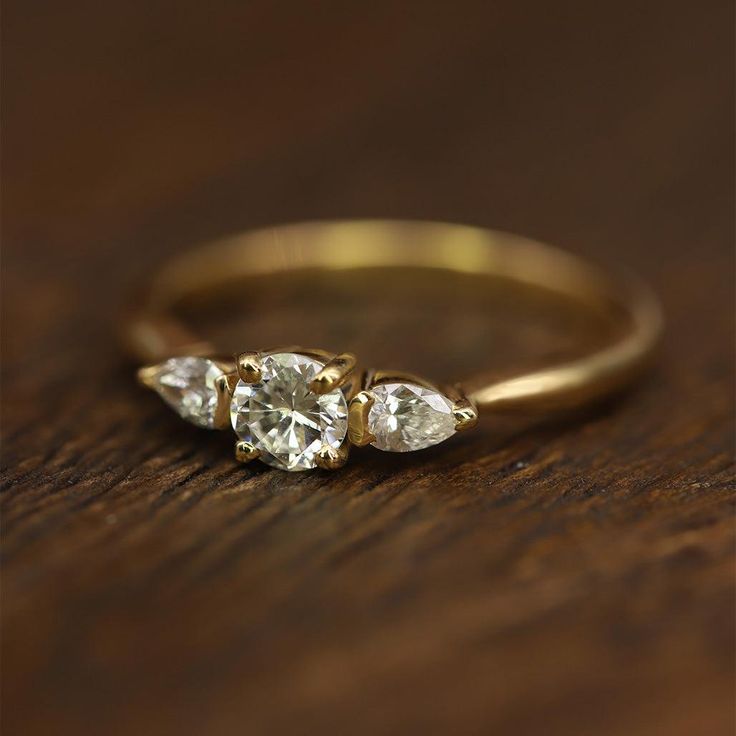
125;220;662;472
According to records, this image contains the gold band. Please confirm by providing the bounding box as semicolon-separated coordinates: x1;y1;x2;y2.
125;220;662;416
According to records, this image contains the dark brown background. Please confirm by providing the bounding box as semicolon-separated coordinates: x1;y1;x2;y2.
2;2;734;735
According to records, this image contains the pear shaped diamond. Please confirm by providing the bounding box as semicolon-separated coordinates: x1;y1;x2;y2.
368;382;456;452
146;357;224;428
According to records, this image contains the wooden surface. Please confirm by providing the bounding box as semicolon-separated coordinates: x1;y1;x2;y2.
2;2;734;735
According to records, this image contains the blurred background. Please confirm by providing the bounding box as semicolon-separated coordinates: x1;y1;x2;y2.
2;2;734;735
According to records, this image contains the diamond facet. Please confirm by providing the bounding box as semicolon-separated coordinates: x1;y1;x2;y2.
147;357;224;429
368;382;456;452
230;353;348;471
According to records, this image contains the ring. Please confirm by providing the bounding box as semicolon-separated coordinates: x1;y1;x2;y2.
124;220;663;472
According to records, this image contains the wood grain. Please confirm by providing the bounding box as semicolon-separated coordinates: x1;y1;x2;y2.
2;2;734;735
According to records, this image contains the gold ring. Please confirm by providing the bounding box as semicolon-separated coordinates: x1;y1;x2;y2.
124;220;663;472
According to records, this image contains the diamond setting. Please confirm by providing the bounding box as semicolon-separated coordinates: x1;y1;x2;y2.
230;353;349;471
147;357;224;428
368;382;456;452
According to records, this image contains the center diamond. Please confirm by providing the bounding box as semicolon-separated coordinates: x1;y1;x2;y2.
230;352;348;471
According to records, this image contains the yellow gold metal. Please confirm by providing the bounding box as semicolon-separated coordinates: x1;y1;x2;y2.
452;399;479;431
309;352;357;394
212;373;238;429
235;440;260;463
236;352;262;383
315;442;350;470
126;220;663;428
348;391;377;447
441;384;479;431
136;364;160;389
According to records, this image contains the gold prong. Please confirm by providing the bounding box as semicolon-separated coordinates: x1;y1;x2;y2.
453;398;479;431
236;352;263;383
235;440;260;463
137;365;159;389
212;373;238;429
441;384;479;431
309;352;357;394
315;443;349;470
348;390;377;446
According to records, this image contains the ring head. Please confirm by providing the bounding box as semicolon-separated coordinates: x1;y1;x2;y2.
229;351;349;471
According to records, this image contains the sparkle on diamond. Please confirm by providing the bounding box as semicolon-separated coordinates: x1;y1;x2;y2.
230;353;348;471
149;356;224;429
368;382;456;452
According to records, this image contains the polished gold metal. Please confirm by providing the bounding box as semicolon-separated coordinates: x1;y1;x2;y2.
236;352;263;383
348;390;377;447
453;401;479;431
235;440;260;463
315;443;350;470
213;372;238;430
126;220;663;465
439;384;479;431
136;364;160;390
309;352;357;394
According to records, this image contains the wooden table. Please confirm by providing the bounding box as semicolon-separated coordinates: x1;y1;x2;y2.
2;2;734;734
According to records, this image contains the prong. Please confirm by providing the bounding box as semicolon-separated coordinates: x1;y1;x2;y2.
348;390;377;446
212;373;238;429
137;365;159;389
453;398;479;431
315;442;349;470
235;440;260;463
309;352;357;394
236;351;263;383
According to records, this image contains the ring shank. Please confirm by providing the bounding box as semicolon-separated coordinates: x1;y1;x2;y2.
124;220;662;414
